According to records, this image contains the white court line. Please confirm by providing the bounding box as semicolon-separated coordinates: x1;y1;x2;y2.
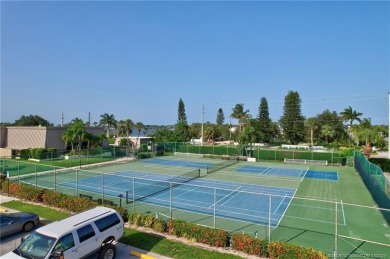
208;186;242;209
260;166;272;175
174;185;201;199
273;194;287;214
300;168;309;182
19;180;54;190
275;189;297;228
340;200;346;226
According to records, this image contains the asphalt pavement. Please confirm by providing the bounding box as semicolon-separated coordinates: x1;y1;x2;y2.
0;195;171;259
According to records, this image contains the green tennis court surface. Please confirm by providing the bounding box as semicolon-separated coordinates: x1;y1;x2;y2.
6;155;390;257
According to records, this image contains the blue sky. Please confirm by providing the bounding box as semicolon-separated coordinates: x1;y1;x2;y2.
1;1;389;126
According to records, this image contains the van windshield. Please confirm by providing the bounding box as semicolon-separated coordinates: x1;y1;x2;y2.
15;232;56;259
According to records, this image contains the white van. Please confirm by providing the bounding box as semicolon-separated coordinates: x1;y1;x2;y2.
3;206;125;259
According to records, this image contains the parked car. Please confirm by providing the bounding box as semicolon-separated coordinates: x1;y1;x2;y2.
0;212;40;238
3;206;124;259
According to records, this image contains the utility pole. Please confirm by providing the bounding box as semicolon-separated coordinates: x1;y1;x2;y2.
201;104;204;146
61;112;64;127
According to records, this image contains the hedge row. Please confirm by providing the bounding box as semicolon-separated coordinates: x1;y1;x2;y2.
0;180;328;258
0;181;128;221
128;213;328;258
369;157;390;172
18;148;58;160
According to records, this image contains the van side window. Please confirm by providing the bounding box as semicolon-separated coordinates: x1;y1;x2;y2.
53;233;74;254
77;224;95;243
95;213;120;232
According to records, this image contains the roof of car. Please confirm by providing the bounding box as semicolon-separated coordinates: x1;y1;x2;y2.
35;206;118;238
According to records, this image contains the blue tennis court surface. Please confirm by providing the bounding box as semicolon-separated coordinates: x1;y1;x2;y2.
140;158;214;169
59;171;296;227
304;170;338;181
237;165;307;178
236;166;338;181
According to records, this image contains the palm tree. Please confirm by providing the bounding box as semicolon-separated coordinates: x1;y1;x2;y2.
321;125;335;144
231;104;251;132
134;122;144;150
99;113;117;138
305;117;318;147
349;119;382;158
62;129;75;151
339;106;363;125
117;119;133;149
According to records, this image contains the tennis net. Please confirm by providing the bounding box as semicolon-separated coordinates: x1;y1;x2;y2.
207;157;239;174
127;168;201;203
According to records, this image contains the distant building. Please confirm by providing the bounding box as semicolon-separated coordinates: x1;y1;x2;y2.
114;136;153;151
0;126;107;158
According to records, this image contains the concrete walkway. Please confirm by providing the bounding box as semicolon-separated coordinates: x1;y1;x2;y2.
0;195;171;259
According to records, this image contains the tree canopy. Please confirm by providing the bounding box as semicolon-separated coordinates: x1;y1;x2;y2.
14;115;53;127
279;91;305;144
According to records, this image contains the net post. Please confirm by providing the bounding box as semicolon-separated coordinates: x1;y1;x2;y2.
35;164;37;188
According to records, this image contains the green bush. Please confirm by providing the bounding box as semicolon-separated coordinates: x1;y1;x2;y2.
168;219;228;248
128;213;167;232
231;233;268;257
47;148;58;159
268;241;328;259
19;149;30;160
35;148;48;160
2;181;127;221
369;158;390;172
153;218;167;232
138;153;151;159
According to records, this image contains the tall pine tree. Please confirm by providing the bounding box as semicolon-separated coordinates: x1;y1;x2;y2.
216;108;225;125
257;97;272;143
279;91;305;144
177;98;187;124
175;98;189;141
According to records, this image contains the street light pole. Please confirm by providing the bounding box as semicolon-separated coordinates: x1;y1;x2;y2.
387;92;390;159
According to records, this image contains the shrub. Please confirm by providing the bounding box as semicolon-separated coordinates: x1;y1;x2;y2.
35;148;48;160
19;149;30;160
128;213;142;226
47;148;58;159
138;153;151;159
153;218;167;232
268;241;328;259
231;233;268;257
168;219;228;248
369;158;390;172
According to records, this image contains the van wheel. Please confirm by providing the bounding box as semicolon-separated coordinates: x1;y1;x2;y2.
22;221;35;232
98;244;116;259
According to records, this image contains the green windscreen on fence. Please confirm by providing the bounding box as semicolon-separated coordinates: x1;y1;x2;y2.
354;151;390;223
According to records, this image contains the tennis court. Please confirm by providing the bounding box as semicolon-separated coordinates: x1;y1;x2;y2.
6;155;389;257
236;165;339;181
23;169;296;227
140;158;214;169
